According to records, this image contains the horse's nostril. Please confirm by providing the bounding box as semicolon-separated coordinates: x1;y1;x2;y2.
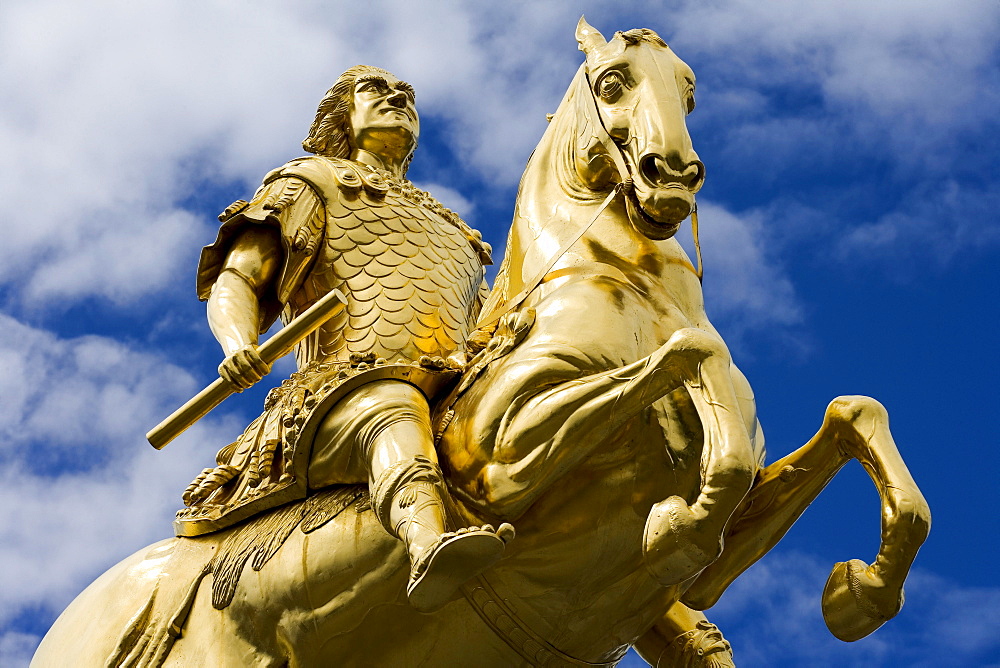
640;155;703;190
640;155;662;185
688;161;706;191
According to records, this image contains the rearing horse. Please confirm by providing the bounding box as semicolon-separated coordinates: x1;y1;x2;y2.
33;19;930;667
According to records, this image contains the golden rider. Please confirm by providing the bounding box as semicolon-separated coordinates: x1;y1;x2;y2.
176;65;513;612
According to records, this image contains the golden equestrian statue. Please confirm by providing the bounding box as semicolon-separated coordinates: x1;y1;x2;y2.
33;18;930;667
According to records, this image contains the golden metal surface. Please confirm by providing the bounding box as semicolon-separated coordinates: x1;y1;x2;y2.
146;288;348;450
34;18;929;668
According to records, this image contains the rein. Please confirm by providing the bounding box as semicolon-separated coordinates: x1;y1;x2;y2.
580;69;704;283
477;183;624;330
691;203;703;281
477;68;703;330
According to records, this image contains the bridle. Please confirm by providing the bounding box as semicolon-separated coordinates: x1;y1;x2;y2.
578;67;704;284
477;64;703;330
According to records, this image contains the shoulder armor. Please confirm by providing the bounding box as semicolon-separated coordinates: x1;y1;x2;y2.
268;156;390;204
268;156;493;265
219;199;249;222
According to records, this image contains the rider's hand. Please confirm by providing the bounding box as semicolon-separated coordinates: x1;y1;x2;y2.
466;327;494;354
218;344;271;392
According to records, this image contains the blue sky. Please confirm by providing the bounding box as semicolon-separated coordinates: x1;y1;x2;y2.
1;1;998;666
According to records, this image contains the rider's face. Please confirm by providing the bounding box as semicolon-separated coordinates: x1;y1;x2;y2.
348;73;419;161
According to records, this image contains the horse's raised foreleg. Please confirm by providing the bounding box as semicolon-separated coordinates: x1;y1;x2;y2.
640;331;757;587
479;328;756;585
682;396;931;642
475;333;704;518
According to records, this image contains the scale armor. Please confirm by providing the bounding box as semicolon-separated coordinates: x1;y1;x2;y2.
177;156;492;536
243;156;492;368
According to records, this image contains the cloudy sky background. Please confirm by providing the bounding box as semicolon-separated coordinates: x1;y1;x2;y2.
1;1;998;666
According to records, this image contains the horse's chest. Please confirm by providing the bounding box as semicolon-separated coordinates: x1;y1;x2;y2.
604;283;700;355
584;391;704;484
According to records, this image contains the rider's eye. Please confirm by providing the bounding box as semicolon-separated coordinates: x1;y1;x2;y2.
358;80;387;94
597;72;624;100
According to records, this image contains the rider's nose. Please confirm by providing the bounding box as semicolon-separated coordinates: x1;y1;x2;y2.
387;90;407;108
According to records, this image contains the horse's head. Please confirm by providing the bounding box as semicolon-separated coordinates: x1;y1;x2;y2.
574;17;704;240
476;20;707;327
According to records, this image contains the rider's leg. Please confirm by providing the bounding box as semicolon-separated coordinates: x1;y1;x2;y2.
311;379;512;612
682;396;930;641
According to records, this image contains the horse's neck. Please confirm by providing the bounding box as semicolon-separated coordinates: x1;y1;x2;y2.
512;140;637;271
514;149;696;293
500;70;706;327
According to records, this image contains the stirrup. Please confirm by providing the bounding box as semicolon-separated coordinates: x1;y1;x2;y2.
407;523;514;613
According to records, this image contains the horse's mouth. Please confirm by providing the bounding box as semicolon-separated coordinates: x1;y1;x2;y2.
627;186;691;240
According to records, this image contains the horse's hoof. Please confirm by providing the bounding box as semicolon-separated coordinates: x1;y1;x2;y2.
822;559;903;641
407;525;512;613
642;496;722;587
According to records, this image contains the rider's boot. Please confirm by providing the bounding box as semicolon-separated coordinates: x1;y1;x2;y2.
378;457;513;612
358;381;514;611
374;455;513;612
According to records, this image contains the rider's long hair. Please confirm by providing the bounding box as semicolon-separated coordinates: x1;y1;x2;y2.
302;65;416;175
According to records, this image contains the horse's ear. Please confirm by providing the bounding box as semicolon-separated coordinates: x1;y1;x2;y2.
576;16;607;56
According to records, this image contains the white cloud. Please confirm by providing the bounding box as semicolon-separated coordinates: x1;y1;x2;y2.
412;181;476;220
0;314;243;633
0;1;588;307
677;201;802;345
671;0;999;127
0;314;189;457
668;0;1000;262
705;550;1000;667
0;3;997;663
3;0;992;306
0;631;36;668
837;181;1000;269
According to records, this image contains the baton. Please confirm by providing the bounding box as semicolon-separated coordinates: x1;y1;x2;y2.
146;289;348;450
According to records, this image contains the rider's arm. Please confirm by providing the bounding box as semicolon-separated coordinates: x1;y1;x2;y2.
208;227;281;389
201;174;326;390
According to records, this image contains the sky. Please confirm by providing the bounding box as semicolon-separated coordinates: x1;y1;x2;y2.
1;1;998;666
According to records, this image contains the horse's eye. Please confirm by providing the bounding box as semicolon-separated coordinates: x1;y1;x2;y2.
684;80;696;114
597;72;624;100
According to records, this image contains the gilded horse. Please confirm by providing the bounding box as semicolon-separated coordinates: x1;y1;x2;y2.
33;19;929;667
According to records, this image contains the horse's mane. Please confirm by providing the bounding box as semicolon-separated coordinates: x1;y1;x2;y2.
478;65;612;327
478;30;672;328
